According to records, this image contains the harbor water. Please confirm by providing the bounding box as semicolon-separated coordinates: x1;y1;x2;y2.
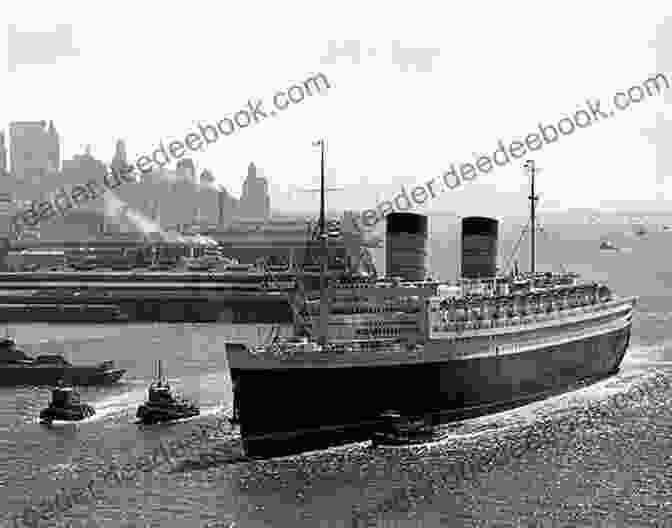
1;222;672;527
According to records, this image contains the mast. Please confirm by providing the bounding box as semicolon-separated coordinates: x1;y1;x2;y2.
525;160;538;275
313;139;329;346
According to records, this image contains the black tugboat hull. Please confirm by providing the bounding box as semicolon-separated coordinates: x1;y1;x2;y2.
40;404;95;423
136;404;200;424
0;367;126;387
229;323;632;458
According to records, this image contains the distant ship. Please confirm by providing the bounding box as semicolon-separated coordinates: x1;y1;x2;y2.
663;225;672;232
631;219;647;237
0;336;126;386
0;216;378;324
226;148;636;459
600;239;619;251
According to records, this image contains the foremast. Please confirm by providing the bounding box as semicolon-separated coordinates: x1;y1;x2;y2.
525;159;539;275
314;139;329;346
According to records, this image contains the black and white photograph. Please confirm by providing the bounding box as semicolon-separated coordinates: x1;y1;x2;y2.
1;3;671;527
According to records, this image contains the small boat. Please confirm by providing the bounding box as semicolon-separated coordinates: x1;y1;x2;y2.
40;380;95;424
632;222;647;237
371;410;440;446
599;239;619;251
136;361;200;424
0;336;126;386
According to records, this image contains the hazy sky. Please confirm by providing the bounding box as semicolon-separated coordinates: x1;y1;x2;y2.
1;2;670;218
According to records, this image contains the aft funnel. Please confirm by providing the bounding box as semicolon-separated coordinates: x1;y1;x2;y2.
461;216;498;279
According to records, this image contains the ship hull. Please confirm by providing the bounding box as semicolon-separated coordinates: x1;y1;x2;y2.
0;367;126;387
136;404;200;424
0;304;129;323
0;298;293;324
40;403;95;423
229;323;632;458
0;269;313;324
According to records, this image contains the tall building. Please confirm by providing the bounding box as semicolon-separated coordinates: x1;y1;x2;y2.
0;132;7;177
110;138;129;174
239;162;270;219
176;158;196;184
39;145;107;239
9;120;60;184
47;120;60;172
218;187;238;226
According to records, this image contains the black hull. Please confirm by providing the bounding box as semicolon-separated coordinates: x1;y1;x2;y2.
230;324;631;458
40;404;95;422
0;367;126;387
117;299;292;323
0;299;293;324
136;404;200;424
0;304;128;323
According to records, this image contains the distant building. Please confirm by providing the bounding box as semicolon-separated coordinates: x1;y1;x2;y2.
39;209;107;241
9;120;60;184
47;120;60;172
36;146;107;239
110;138;129;174
0;132;8;178
218;187;238;227
239;162;270;219
0;192;14;236
176;158;196;185
61;145;107;188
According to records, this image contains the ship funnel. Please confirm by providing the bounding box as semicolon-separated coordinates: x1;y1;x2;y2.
461;216;498;279
385;212;428;281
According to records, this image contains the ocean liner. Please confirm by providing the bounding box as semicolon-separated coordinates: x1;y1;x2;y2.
225;148;637;458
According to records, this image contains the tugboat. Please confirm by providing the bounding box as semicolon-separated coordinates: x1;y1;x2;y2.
136;361;200;424
39;380;95;425
0;335;126;386
371;410;440;446
632;220;647;237
599;239;619;251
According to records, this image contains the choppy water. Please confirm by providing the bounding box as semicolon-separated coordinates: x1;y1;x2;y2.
2;225;672;527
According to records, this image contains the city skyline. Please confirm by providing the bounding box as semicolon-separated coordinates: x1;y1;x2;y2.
2;6;671;219
0;120;277;239
3;120;672;225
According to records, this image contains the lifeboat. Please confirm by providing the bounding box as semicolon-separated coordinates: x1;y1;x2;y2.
39;381;95;424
